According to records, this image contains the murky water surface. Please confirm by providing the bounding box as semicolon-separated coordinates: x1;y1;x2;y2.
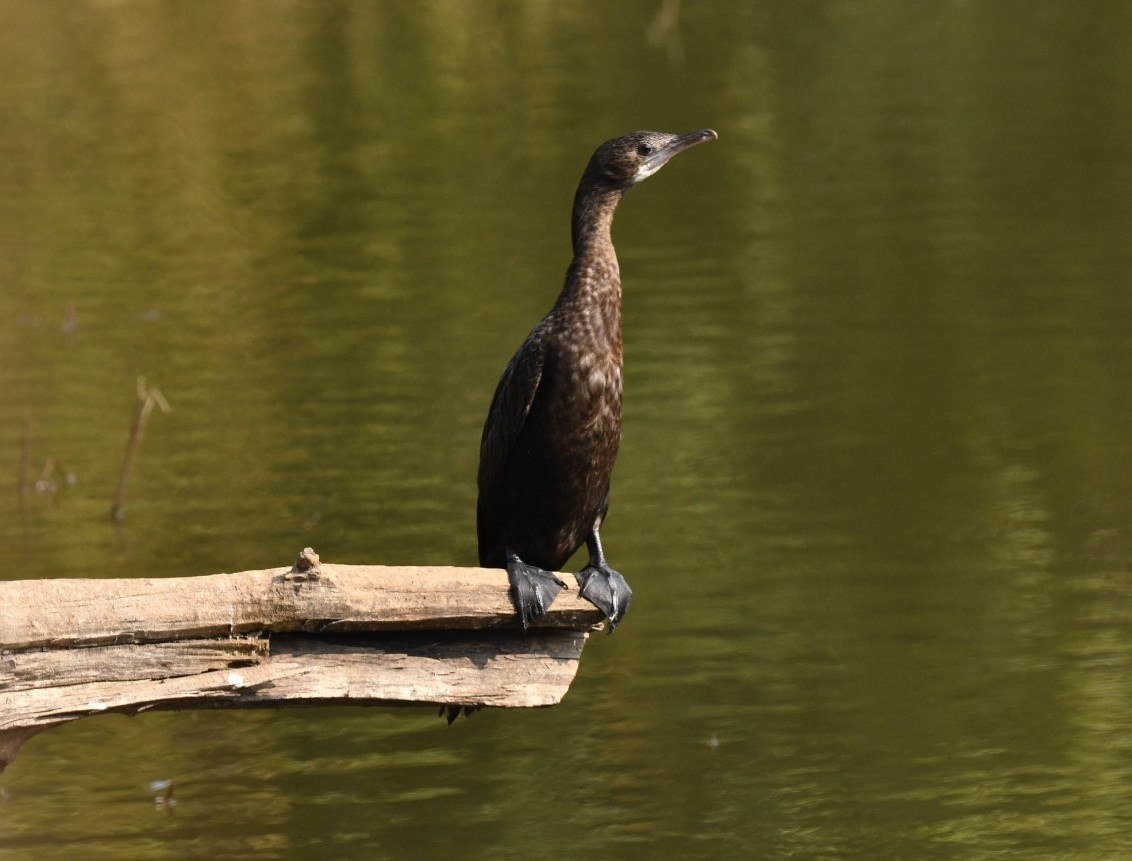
3;2;1132;858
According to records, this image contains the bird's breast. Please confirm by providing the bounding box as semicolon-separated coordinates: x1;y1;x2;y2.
546;353;622;461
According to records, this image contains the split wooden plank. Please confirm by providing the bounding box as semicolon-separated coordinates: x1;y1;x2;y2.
0;630;588;733
1;635;268;692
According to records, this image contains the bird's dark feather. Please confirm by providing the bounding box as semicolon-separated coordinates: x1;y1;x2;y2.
477;326;547;567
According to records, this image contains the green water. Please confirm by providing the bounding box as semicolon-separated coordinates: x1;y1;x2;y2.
3;2;1132;858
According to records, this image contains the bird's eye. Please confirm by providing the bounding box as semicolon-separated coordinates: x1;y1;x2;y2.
636;143;653;156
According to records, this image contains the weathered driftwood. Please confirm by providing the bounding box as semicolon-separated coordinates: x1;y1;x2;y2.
0;552;603;770
0;561;600;651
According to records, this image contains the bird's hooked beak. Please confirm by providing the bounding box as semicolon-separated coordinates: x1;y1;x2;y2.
635;128;718;183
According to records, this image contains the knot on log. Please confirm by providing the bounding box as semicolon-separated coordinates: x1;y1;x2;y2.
287;547;322;582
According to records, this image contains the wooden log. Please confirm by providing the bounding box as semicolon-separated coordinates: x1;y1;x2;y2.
0;553;604;770
0;562;600;651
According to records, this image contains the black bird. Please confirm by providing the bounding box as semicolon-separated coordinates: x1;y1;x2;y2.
477;128;717;631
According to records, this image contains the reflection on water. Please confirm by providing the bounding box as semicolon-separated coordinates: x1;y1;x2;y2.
4;1;1132;859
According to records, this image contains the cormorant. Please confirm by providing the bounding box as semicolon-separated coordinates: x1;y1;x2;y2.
476;128;717;631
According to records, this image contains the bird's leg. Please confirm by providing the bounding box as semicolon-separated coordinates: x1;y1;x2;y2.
505;549;567;630
575;529;632;632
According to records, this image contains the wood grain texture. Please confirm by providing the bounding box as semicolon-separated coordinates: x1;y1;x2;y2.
0;563;603;651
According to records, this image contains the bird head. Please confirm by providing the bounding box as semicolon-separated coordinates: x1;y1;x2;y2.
586;129;718;189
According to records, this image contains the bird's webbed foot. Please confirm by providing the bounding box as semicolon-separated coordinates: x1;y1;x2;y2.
506;552;567;630
575;527;629;629
575;562;632;632
575;529;632;632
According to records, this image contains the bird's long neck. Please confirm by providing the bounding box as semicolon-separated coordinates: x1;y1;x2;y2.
557;183;625;354
570;182;623;258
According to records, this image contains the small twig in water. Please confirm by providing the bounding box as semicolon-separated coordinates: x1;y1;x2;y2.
110;377;171;523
